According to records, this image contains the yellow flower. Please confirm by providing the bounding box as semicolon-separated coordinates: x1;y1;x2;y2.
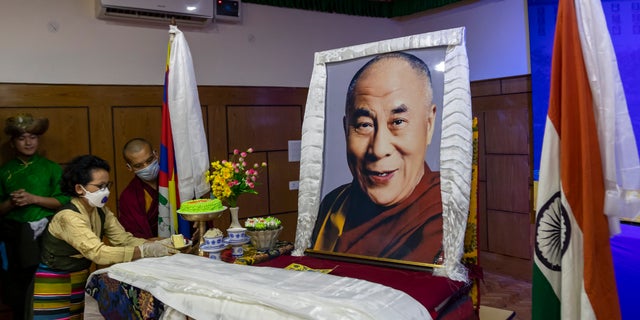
205;147;267;207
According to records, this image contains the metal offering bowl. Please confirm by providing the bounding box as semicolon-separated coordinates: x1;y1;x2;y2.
177;207;227;222
177;206;227;256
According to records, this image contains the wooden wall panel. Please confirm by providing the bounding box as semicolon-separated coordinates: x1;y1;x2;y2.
0;107;90;165
471;93;530;112
274;212;298;243
206;103;228;164
0;76;534;281
470;75;532;280
501;76;531;94
478;181;488;251
89;102;114;168
112;106;162;209
487;209;531;259
484;108;529;155
223;104;303;230
486;154;530;214
111;105;209;207
470;79;501;96
0;84;308;230
1;78;535;278
0;84;162;174
267;151;299;214
227;106;302;152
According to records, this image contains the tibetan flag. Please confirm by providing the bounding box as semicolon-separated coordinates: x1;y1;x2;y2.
533;0;640;319
158;25;211;237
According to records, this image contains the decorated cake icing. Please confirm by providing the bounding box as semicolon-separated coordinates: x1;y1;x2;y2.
179;198;224;213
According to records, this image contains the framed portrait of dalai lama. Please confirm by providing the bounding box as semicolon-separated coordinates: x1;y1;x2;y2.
294;27;472;279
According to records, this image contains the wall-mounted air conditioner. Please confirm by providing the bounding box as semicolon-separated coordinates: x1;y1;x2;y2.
96;0;214;27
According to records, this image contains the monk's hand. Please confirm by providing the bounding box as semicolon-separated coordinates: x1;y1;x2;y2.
138;241;178;258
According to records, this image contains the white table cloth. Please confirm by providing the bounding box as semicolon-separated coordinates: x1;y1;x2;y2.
88;253;431;320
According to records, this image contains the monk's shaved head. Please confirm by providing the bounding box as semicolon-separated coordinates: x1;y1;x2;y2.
123;138;153;163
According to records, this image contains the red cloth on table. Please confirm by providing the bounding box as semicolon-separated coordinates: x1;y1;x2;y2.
257;255;473;319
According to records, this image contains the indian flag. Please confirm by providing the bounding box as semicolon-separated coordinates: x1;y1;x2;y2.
533;0;640;319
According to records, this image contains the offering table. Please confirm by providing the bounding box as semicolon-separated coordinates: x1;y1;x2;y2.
85;248;474;319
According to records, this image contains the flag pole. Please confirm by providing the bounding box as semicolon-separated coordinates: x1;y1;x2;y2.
169;17;176;42
160;15;210;239
160;17;179;237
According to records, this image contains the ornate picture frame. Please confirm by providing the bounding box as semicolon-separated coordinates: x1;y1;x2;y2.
294;27;472;281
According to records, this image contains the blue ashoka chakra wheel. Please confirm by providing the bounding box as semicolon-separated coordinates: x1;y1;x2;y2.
535;191;571;271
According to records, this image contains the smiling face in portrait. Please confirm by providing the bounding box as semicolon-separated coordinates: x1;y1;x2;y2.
345;57;437;207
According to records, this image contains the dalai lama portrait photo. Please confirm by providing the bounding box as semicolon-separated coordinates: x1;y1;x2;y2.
311;50;445;265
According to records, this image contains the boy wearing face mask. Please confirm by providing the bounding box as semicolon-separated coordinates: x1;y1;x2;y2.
118;138;161;239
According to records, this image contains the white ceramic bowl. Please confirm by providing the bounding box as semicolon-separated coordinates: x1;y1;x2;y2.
203;235;224;246
226;227;247;241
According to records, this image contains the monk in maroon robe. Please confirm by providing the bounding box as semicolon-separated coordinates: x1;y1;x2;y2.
312;164;442;263
119;175;159;238
118;138;160;238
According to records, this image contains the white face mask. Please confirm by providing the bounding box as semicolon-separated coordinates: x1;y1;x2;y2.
81;185;110;208
135;159;160;182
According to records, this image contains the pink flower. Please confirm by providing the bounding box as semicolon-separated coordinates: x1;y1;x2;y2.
208;147;266;207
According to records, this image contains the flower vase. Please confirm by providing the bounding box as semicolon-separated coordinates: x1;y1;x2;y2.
229;206;242;229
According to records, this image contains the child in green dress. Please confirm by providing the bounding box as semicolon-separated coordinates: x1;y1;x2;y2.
0;113;70;320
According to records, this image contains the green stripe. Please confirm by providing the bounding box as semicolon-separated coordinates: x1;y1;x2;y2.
533;263;561;320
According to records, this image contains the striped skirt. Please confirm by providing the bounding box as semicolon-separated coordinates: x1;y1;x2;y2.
33;264;89;320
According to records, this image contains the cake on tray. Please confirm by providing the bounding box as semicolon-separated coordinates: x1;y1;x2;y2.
178;198;224;213
171;234;186;248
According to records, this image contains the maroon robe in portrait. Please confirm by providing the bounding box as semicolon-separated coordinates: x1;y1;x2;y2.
312;163;443;264
118;176;159;238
